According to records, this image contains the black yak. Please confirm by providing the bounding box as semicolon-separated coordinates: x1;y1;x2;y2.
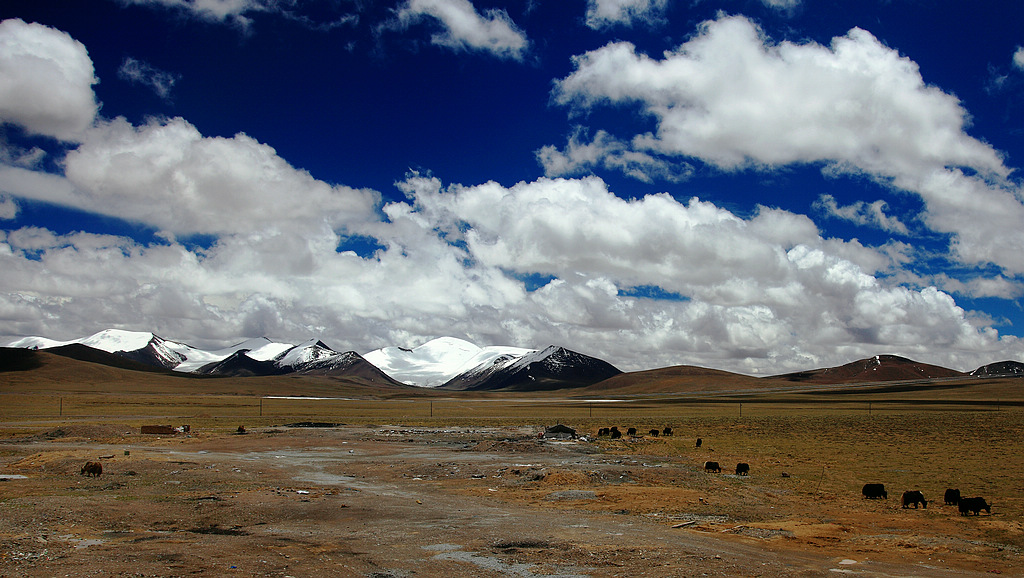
862;483;887;499
958;497;991;515
902;490;927;509
944;488;960;506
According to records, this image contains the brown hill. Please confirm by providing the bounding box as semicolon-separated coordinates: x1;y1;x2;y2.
773;354;965;384
0;348;417;397
580;364;767;395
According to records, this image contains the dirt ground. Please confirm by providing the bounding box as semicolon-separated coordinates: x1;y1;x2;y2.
0;422;1020;577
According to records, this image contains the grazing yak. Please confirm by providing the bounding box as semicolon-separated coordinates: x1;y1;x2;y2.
958;497;991;515
80;461;102;477
626;427;637;437
662;426;673;436
902;490;927;509
735;462;750;476
703;461;721;473
944;488;961;506
862;483;887;499
610;427;622;439
695;438;702;448
648;429;660;437
597;427;610;437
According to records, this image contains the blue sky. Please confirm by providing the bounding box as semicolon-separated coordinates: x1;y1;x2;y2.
2;0;1024;374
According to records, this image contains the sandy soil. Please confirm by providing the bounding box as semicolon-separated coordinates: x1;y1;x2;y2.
0;423;1018;577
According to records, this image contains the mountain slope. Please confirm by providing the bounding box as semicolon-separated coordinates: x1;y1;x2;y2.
196;339;402;385
441;345;622;391
363;337;532;387
774;354;965;384
971;361;1024;377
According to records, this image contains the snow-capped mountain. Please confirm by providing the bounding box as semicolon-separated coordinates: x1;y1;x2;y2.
442;345;623;391
8;329;202;370
5;330;622;390
363;337;533;387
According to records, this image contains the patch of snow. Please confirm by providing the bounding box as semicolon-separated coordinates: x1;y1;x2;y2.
364;337;532;387
275;339;338;367
78;329;155;352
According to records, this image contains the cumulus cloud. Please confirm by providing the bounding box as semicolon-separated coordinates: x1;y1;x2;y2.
555;15;1005;177
393;0;529;60
118;57;181;100
814;194;909;234
553;14;1023;277
0;18;98;141
584;0;668;30
536;128;692;183
36;116;380;237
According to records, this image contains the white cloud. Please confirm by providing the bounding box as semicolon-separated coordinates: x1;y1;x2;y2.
393;0;529;60
761;0;800;10
0;18;98;141
0;194;16;220
118;57;181;100
536;128;692;183
1014;46;1024;71
934;274;1024;300
117;0;281;27
41;116;380;237
584;0;668;30
814;194;909;234
553;14;1024;277
555;16;1006;178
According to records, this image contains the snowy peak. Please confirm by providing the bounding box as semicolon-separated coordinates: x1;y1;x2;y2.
5;330;621;390
274;339;338;368
363;337;532;387
442;344;622;391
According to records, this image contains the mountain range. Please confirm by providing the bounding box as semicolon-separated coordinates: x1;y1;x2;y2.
5;330;622;391
5;329;1024;392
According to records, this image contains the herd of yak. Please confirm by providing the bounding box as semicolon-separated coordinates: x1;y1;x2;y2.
593;425;992;517
78;425;993;518
862;483;992;516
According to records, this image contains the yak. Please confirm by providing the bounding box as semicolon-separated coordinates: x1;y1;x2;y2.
958;497;991;515
862;483;887;499
703;461;721;473
735;462;750;476
626;427;637;437
662;426;673;436
610;427;622;439
648;429;659;437
80;461;102;477
695;437;702;448
902;490;927;509
944;488;961;506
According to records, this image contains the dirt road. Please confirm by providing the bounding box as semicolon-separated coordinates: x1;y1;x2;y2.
0;423;1015;576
